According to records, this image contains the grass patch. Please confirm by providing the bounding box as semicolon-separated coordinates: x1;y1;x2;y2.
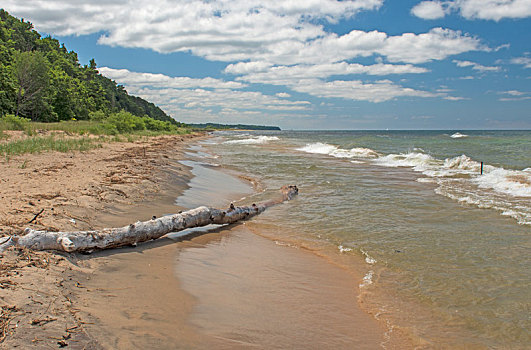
1;112;192;137
0;112;192;157
0;135;102;157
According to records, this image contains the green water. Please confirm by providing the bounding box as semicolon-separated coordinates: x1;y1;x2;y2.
198;130;530;349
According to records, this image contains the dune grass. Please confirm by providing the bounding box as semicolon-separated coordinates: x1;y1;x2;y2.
1;135;103;160
0;114;192;159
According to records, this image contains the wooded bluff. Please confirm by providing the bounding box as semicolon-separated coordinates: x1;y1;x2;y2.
0;10;181;125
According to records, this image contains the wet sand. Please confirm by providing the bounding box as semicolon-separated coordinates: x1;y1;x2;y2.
1;134;399;349
177;225;387;349
71;152;391;349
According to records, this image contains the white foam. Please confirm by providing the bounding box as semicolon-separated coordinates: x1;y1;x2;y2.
374;152;440;172
450;132;468;138
297;143;379;159
423;155;482;177
338;245;353;253
473;168;531;198
224;136;279;145
297;142;340;155
417;177;437;183
373;150;530;224
361;249;377;264
359;270;374;289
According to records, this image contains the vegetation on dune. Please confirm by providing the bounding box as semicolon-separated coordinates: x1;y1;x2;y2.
0;10;193;158
0;112;190;158
0;9;184;127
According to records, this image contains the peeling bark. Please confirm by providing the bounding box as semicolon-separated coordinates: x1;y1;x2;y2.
0;185;298;253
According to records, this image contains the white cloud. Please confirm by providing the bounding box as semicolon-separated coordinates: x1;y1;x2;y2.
511;57;531;68
458;0;531;21
444;96;469;100
453;60;501;72
411;1;448;19
379;28;486;64
276;92;291;98
4;1;485;66
498;96;531;101
2;0;494;109
226;62;428;86
97;67;312;120
497;90;530;101
3;0;382;53
499;90;526;96
223;62;444;103
290;79;438;102
412;0;531;21
99;67;246;89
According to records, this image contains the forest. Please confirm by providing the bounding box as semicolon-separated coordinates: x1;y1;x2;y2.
0;10;181;125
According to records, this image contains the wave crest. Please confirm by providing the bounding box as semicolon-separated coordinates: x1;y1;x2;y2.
297;142;379;159
224;136;279;145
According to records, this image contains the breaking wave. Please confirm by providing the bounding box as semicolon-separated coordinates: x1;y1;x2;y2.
374;152;531;224
297;142;380;158
224;136;280;145
296;142;530;225
450;132;468;138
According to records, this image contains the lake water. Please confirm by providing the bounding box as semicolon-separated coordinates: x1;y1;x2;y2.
192;130;530;349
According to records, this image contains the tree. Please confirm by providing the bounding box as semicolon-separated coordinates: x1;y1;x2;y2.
14;51;54;120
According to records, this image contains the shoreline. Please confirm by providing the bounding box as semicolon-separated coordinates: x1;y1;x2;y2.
0;133;410;349
0;133;201;348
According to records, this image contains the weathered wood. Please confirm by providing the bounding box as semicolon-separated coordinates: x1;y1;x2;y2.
0;185;298;253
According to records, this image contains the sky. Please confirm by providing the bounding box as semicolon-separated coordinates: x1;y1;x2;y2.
3;0;531;130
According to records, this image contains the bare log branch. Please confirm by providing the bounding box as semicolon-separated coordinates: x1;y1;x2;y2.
28;209;45;224
0;185;298;254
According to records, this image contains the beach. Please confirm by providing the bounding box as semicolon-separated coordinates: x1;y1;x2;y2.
0;133;406;349
0;133;198;348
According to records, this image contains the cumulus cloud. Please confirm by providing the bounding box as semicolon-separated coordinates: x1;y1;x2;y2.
378;28;485;64
276;92;291;98
411;1;448;19
3;0;491;108
453;60;501;72
226;62;428;85
4;1;485;65
289;79;438;103
412;0;531;21
99;67;246;89
3;0;382;52
98;67;312;118
511;57;531;68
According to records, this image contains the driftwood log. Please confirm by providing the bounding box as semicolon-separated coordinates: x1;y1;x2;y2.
0;185;298;253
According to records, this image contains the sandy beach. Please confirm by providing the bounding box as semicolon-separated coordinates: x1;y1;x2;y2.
0;133;405;349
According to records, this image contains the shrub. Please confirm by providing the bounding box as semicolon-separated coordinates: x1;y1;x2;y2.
89;110;107;121
104;111;146;133
142;117;173;132
1;114;31;130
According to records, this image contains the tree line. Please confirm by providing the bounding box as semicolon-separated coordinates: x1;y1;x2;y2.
0;10;182;125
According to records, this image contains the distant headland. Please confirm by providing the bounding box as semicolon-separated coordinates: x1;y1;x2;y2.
188;123;281;131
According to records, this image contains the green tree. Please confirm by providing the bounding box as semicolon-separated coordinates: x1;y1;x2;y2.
14;51;54;120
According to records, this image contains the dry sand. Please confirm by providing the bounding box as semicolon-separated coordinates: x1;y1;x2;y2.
0;133;199;349
0;132;400;349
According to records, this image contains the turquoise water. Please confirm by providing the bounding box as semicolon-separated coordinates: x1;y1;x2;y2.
198;130;530;349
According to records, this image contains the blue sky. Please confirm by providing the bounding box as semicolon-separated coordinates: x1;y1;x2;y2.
4;0;531;129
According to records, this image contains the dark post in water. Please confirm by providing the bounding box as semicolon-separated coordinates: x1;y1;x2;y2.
480;162;484;175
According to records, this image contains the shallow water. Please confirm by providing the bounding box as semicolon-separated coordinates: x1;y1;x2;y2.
173;147;392;349
197;130;531;349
